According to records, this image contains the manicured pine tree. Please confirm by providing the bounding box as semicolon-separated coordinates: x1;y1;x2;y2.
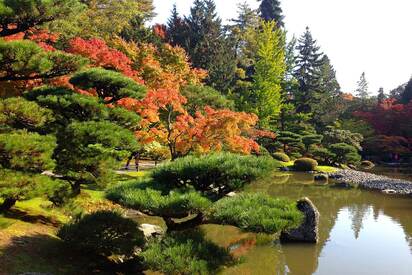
355;72;369;99
293;27;324;114
259;0;284;27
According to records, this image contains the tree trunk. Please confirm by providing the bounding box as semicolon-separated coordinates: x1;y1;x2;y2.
71;183;81;196
164;213;206;232
0;198;17;212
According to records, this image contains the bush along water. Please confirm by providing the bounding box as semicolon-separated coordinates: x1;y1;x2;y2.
105;153;304;274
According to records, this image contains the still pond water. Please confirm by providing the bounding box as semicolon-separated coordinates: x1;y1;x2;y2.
203;171;412;275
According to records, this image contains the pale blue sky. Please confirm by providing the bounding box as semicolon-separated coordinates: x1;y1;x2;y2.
152;0;412;94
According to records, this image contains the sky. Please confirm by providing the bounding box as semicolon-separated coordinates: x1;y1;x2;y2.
151;0;412;94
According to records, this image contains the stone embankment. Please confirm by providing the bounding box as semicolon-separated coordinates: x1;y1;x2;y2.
328;169;412;195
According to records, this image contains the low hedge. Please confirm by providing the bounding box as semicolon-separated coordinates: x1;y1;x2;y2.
272;152;290;162
294;158;318;171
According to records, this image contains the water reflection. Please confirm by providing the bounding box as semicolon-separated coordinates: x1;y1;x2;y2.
216;172;412;275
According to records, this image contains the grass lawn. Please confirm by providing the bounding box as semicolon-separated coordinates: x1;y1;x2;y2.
0;185;128;274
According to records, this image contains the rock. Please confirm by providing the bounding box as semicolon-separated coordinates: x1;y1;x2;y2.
280;197;319;243
314;174;328;181
138;224;164;238
226;192;237;197
382;189;397;195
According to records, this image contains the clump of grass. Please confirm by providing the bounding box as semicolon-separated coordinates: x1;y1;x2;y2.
208;193;303;234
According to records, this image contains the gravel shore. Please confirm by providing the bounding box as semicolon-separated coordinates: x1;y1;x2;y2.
328;169;412;195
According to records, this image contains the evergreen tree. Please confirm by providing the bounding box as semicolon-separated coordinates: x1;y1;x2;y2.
169;0;237;92
0;0;84;37
251;20;285;128
400;77;412;104
166;4;188;47
293;27;324;114
355;72;369;99
313;55;342;127
258;0;284;27
377;87;386;103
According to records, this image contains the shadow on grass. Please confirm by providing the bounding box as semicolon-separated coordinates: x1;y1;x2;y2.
3;208;61;227
0;234;144;275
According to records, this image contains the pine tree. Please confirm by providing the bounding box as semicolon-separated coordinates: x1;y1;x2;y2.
314;55;342;127
176;0;237;92
377;87;386;103
293;27;324;114
166;4;188;47
258;0;284;27
400;77;412;104
355;72;369;99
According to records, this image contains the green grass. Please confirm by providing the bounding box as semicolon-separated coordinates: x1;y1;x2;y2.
124;170;151;178
316;166;338;173
15;198;69;224
0;215;15;229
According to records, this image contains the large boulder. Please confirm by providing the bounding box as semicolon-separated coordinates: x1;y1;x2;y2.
138;223;164;238
280;197;319;243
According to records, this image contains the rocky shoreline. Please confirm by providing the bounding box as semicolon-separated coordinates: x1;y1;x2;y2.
328;169;412;195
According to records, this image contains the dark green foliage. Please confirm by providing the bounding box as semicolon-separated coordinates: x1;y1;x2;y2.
0;131;58;209
0;170;58;205
302;134;323;152
400;77;412;104
169;0;237;92
0;97;54;131
323;126;363;151
329;143;361;165
293;27;324;114
0;130;55;172
54;121;139;190
277;131;304;154
69;68;146;104
180;85;234;115
25;86;140;130
311;147;335;165
58;211;144;258
107;179;211;218
25;86;107;126
0;0;84;37
151;153;278;197
0;40;87;82
141;230;233;275
272;152;290;162
259;0;284;27
208;193;303;233
294;158;318;171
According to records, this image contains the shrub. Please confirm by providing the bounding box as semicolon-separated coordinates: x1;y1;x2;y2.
141;230;233;275
272;152;290;162
360;160;375;169
208;193;303;234
57;211;144;259
311;147;335;165
151;153;278;197
294;158;318;171
107;179;212;217
329;143;361;165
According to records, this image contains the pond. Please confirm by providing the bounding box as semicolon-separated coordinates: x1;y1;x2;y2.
365;166;412;181
202;172;412;275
